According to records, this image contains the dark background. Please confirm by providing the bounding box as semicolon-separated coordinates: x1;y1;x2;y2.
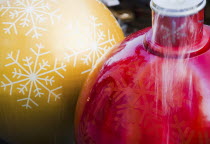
106;0;210;36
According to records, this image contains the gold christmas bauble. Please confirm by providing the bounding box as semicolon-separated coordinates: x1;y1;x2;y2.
0;0;124;143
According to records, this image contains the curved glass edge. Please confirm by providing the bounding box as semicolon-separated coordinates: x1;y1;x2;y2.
150;0;206;17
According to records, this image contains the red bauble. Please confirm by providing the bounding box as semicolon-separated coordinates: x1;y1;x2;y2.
75;3;210;143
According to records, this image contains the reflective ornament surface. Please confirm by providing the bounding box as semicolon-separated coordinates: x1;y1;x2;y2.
75;3;210;144
0;0;124;143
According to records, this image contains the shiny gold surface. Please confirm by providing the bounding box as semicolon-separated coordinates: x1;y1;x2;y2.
0;0;124;143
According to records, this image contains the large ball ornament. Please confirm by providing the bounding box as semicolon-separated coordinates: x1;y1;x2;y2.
0;0;124;143
75;25;210;143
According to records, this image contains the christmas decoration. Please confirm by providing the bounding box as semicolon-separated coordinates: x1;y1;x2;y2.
0;0;124;143
75;0;210;143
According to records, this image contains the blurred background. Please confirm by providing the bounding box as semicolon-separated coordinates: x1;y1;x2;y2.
101;0;210;36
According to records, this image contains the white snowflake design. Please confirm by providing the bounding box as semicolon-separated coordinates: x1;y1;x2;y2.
1;44;66;109
65;16;116;74
0;0;61;38
160;20;187;43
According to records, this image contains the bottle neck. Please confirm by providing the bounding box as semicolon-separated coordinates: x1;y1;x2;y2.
152;10;204;50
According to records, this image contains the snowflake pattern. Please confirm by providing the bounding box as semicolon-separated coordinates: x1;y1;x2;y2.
112;75;162;131
160;20;187;43
65;16;116;74
170;115;194;144
1;44;66;109
0;0;61;38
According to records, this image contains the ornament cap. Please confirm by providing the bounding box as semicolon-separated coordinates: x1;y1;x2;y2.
150;0;206;16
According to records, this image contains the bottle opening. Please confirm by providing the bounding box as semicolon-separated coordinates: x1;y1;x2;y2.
150;0;206;17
